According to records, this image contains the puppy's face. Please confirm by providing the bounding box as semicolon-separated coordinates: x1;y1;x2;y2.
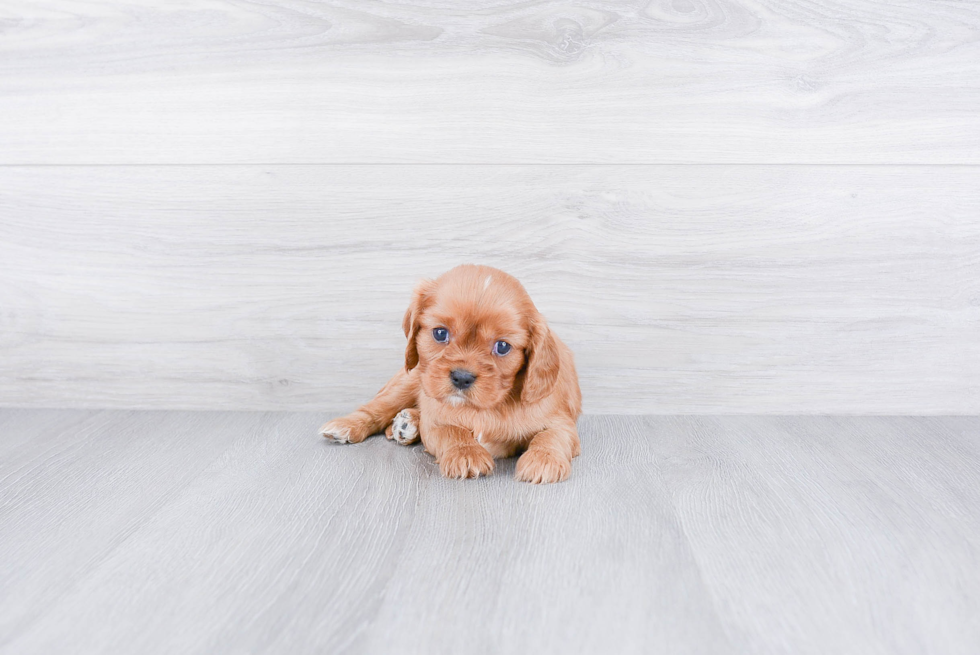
403;266;559;410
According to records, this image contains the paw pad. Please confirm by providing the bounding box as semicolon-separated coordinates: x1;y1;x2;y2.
388;409;419;445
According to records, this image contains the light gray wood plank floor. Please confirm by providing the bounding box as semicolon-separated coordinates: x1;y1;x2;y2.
1;411;978;654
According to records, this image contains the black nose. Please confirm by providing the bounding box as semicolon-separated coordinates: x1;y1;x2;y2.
450;369;477;391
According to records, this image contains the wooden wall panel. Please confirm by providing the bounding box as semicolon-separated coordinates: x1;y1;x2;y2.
1;1;978;164
2;165;977;412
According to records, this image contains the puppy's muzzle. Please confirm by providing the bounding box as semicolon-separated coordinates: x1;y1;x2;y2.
450;368;477;391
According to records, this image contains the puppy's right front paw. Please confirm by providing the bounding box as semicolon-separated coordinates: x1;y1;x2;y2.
439;444;494;479
319;416;370;444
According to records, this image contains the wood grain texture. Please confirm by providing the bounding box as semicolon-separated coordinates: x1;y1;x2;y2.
0;409;261;642
1;411;978;654
2;165;978;413
1;1;979;164
650;415;980;654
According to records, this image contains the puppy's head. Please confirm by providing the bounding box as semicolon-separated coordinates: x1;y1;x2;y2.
403;265;560;409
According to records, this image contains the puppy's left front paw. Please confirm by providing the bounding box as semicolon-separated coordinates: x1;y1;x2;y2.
515;449;571;484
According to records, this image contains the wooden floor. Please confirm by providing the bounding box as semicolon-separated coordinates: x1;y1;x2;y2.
1;410;978;654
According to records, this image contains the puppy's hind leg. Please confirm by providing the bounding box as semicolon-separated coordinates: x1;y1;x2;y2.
320;368;418;444
385;408;421;445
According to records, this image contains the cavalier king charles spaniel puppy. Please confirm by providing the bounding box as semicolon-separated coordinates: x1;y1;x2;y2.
320;264;582;483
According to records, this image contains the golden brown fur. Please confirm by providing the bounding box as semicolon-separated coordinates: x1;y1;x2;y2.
320;264;582;483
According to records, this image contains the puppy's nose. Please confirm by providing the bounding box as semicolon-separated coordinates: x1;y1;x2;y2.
450;369;477;391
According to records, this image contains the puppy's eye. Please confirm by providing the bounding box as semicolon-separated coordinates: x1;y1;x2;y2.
432;328;450;343
493;340;512;356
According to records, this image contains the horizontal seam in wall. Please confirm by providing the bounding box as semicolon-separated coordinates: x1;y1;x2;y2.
1;163;980;168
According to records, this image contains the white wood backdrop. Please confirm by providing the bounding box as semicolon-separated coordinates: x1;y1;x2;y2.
1;0;978;413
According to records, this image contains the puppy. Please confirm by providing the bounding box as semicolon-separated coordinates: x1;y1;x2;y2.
320;264;582;483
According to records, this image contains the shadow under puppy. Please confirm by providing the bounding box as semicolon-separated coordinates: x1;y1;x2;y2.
320;264;582;483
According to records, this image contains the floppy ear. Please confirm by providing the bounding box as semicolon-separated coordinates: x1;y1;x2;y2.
402;279;435;371
522;313;561;403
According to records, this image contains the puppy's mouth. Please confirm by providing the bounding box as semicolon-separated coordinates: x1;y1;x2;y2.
445;391;467;407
